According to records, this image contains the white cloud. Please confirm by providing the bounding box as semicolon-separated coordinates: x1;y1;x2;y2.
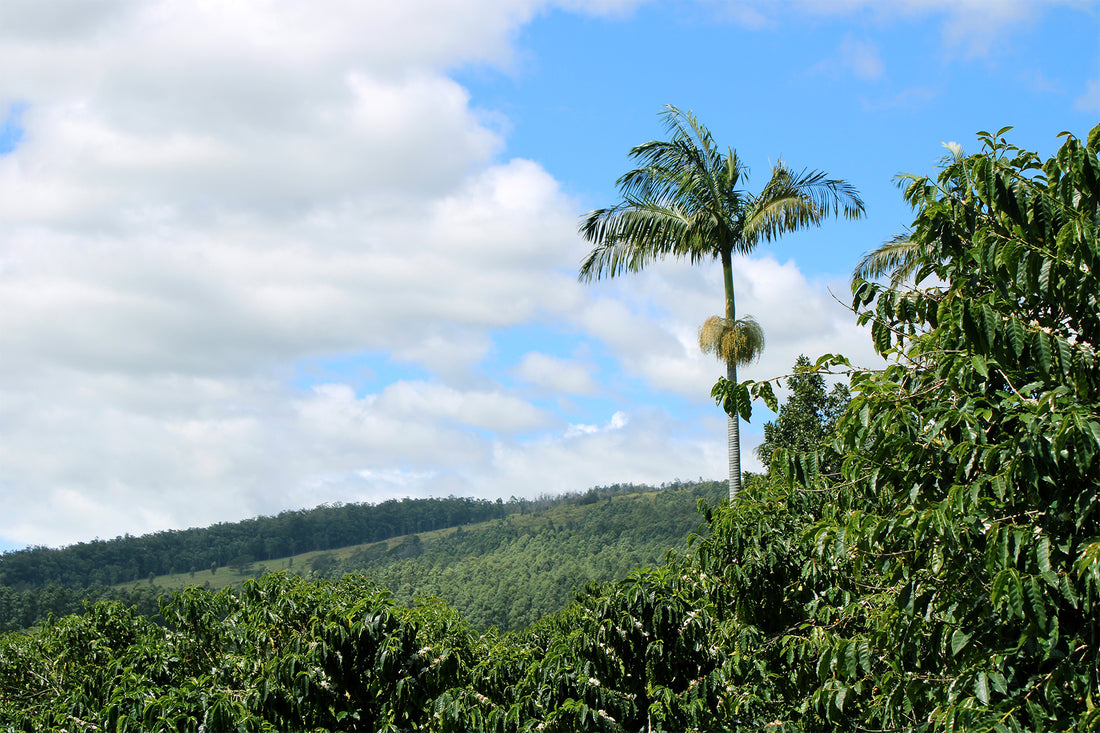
565;411;627;438
2;73;502;226
376;381;550;433
515;352;599;395
837;35;884;81
0;156;588;381
572;255;882;399
0;0;142;42
0;0;602;548
1076;77;1100;112
0;0;887;549
555;0;652;16
491;408;725;496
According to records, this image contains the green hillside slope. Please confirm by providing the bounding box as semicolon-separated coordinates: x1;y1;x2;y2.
322;482;725;630
0;481;725;632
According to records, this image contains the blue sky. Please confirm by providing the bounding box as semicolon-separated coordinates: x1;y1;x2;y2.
0;0;1097;551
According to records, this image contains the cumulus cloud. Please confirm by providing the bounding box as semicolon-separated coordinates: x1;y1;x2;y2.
573;255;882;400
491;408;727;496
0;0;882;550
515;352;599;395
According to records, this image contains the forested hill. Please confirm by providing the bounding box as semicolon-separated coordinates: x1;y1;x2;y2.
0;480;725;632
0;483;696;590
307;481;726;630
0;493;517;590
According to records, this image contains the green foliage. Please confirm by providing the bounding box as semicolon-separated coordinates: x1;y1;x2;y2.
739;123;1100;730
0;574;478;732
755;354;850;472
0;485;695;633
710;375;777;422
0;583;162;634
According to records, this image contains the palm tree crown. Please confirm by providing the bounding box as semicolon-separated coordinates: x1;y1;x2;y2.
579;105;865;500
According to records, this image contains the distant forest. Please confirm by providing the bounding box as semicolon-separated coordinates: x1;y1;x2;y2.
313;481;726;631
0;480;721;633
1;494;521;589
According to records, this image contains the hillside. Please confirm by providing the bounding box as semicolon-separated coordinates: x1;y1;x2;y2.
319;482;725;630
0;481;725;632
0;494;521;590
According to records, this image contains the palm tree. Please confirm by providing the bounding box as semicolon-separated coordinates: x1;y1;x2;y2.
578;105;865;500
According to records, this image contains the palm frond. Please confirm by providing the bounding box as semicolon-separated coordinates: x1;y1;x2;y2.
780;166;866;220
852;234;924;286
721;148;748;191
740;194;822;248
740;163;866;247
578;204;700;281
658;105;720;166
624;142;723;212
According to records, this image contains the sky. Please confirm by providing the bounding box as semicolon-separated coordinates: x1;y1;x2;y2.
0;0;1097;552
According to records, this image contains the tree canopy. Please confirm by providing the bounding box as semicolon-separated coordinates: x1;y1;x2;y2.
754;354;849;471
717;123;1100;729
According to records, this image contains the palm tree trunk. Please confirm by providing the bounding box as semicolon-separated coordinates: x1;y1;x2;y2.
721;247;741;501
727;358;740;501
